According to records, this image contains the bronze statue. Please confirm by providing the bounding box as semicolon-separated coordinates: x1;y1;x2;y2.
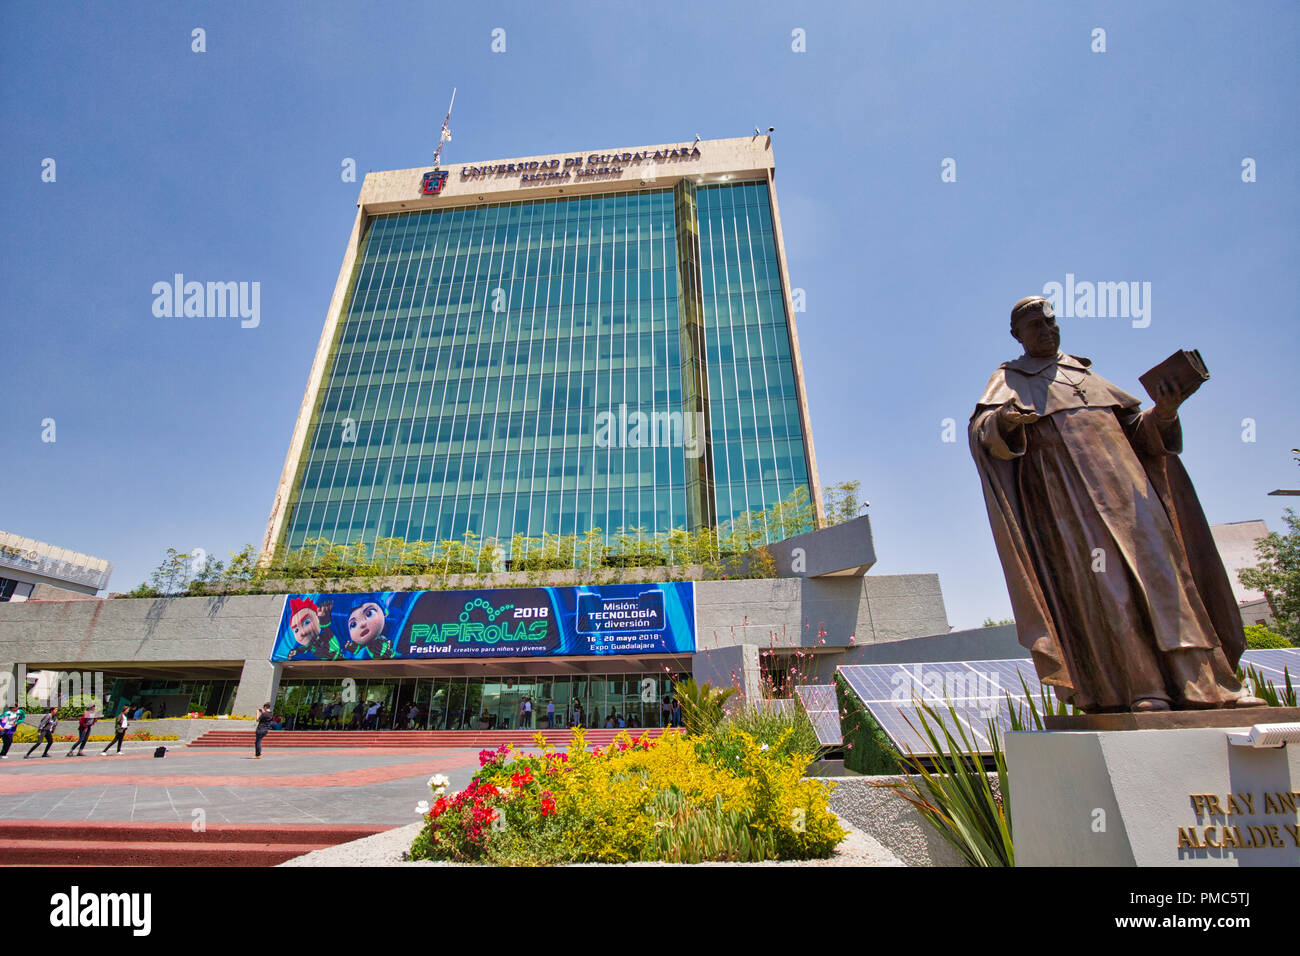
970;296;1264;713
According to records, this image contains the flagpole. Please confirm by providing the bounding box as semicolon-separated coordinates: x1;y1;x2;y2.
433;87;456;166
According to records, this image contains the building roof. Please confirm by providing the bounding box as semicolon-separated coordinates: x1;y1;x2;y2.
0;531;114;592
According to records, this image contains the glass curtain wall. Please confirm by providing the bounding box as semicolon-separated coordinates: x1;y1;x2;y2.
274;673;685;730
283;180;814;558
695;182;811;528
283;189;687;557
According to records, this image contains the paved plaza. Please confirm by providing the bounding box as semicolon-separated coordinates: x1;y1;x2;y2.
0;745;481;825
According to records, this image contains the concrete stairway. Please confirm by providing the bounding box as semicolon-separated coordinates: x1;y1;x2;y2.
0;821;390;867
188;727;679;749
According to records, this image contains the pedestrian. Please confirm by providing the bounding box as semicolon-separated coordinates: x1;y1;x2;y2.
407;702;420;730
25;707;58;758
670;698;681;728
68;707;97;756
100;705;131;755
0;705;23;759
523;696;533;728
571;701;582;728
254;702;273;758
546;698;556;728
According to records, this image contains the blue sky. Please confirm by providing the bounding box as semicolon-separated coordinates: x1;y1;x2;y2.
3;1;1296;628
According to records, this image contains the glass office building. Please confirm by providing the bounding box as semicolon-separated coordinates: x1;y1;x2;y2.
267;138;820;560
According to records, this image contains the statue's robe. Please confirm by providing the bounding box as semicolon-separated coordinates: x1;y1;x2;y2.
970;351;1246;711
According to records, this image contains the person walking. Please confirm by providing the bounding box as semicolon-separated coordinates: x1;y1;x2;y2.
100;705;131;755
100;702;130;754
25;707;58;758
68;707;97;756
546;698;556;729
0;705;23;759
254;702;273;758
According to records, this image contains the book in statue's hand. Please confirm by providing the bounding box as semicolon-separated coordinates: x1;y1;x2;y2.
1139;349;1209;403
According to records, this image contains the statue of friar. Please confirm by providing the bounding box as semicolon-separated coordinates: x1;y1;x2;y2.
969;296;1264;713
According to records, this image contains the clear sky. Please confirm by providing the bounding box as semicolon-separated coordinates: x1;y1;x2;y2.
3;1;1296;628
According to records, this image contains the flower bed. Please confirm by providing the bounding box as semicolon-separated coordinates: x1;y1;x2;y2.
408;728;844;865
13;727;180;744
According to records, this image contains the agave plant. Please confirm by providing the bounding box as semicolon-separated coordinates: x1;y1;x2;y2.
882;693;1014;868
1242;664;1297;707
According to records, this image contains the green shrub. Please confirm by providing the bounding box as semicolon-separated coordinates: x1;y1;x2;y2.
1244;624;1292;649
715;703;822;770
834;673;904;775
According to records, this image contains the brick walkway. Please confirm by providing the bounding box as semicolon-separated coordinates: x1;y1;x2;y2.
0;746;481;825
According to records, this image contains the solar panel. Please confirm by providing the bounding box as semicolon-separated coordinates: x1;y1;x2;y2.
794;684;842;745
840;650;1300;757
1240;648;1300;683
757;698;795;716
838;659;1055;758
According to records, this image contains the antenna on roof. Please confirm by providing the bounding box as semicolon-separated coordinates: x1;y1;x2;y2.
433;87;456;166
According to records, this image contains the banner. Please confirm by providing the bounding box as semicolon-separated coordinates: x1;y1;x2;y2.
271;582;696;663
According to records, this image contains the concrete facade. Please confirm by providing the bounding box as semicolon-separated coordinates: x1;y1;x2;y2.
0;570;949;716
1008;726;1300;866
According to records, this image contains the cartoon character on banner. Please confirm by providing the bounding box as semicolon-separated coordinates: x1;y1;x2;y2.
340;594;400;659
285;597;342;660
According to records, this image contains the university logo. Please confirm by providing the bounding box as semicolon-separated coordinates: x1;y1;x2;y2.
420;170;449;195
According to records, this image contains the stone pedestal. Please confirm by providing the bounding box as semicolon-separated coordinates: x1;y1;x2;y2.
1007;717;1300;866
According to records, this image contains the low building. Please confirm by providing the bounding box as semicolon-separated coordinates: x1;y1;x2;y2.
0;531;113;602
0;519;954;726
1210;520;1274;627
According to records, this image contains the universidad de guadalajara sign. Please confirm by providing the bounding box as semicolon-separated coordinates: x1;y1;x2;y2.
271;583;696;662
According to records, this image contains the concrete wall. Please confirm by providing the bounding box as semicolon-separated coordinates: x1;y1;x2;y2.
836;623;1026;665
694;574;949;651
691;645;761;703
760;514;876;578
0;594;286;666
1009;726;1300;867
823;774;982;867
0;574;949;716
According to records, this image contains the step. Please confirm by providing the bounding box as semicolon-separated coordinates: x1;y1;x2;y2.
0;822;387;845
0;838;329;867
0;822;391;867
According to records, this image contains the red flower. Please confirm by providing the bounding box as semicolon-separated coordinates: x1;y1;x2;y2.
540;790;557;816
510;768;534;788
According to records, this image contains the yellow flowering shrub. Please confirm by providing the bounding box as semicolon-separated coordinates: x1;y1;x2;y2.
413;727;845;864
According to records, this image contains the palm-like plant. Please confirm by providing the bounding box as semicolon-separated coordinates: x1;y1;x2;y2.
672;679;738;737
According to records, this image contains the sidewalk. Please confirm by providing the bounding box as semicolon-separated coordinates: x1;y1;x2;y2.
0;746;479;825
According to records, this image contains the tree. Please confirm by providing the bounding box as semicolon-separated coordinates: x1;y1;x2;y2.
823;480;865;527
1238;508;1300;644
982;617;1014;628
